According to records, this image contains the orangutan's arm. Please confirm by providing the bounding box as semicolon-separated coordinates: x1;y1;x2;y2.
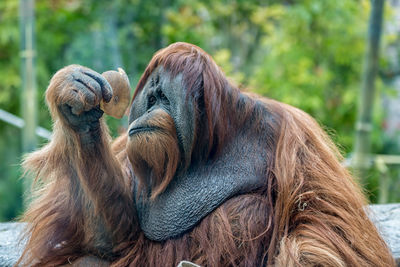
18;65;137;266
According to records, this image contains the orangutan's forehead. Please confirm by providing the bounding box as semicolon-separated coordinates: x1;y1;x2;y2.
146;66;185;91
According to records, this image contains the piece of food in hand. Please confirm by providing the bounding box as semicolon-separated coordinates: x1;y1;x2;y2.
100;68;131;119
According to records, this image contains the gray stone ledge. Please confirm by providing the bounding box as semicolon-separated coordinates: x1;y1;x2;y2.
1;204;399;266
368;203;400;265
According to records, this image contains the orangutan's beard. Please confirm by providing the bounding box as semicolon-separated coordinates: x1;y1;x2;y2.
127;109;180;199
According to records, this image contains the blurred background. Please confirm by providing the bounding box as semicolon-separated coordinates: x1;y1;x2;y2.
0;0;399;222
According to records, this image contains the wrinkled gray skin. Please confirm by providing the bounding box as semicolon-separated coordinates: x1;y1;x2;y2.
128;67;270;241
60;65;272;242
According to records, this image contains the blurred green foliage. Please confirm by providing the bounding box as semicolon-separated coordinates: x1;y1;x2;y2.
0;0;398;221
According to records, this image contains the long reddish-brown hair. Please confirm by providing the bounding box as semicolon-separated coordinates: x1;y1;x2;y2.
17;65;138;266
119;42;395;266
17;43;395;267
114;97;395;266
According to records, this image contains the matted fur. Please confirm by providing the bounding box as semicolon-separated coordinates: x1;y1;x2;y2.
17;43;395;267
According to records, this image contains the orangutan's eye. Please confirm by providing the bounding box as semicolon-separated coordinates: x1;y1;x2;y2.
148;95;156;106
160;91;167;100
